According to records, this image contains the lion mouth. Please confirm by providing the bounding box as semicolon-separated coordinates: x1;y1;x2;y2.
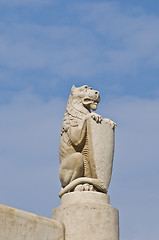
83;98;93;105
83;96;100;105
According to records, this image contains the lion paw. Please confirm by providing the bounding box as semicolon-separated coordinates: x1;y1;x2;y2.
104;118;116;129
74;184;94;192
90;113;102;123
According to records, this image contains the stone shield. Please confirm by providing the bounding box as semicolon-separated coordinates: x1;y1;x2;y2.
87;117;115;191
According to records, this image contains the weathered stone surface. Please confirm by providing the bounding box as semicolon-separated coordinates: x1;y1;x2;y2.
59;85;116;197
87;116;115;191
0;204;64;240
53;191;119;240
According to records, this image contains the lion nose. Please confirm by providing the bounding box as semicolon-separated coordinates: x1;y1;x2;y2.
95;91;100;102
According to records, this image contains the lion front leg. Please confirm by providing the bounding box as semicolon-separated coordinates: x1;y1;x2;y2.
59;152;84;188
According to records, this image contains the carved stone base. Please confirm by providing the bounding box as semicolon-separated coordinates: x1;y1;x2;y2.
53;192;119;240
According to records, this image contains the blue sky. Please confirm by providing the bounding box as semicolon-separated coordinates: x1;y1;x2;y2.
0;1;159;240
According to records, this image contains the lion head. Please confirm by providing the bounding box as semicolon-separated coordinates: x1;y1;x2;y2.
69;85;100;112
61;85;100;135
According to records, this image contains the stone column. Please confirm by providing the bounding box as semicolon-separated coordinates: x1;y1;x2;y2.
53;191;119;240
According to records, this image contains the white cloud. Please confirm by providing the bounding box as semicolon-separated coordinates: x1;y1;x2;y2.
0;3;159;85
78;2;159;73
0;2;159;82
0;23;99;78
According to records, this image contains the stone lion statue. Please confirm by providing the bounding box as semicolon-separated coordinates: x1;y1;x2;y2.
59;85;116;197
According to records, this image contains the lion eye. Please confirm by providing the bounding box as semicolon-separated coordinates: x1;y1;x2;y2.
83;86;88;91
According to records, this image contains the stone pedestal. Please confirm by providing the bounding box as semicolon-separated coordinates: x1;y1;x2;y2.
53;192;119;240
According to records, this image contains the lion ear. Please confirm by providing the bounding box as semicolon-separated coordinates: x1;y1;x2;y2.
71;85;76;92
